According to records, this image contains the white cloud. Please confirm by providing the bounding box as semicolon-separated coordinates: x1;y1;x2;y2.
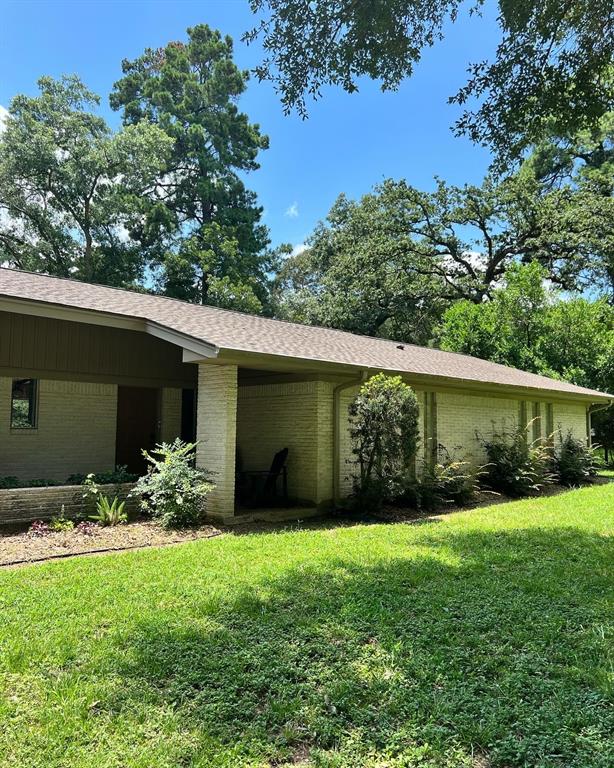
291;243;307;257
285;202;299;218
0;104;8;133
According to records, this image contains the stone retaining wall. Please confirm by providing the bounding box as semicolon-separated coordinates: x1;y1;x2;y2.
0;483;138;526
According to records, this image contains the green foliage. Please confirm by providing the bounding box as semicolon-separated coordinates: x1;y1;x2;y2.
554;431;599;487
274;170;610;342
0;477;63;489
0;75;172;284
111;25;272;311
416;448;483;511
49;509;74;532
479;423;555;498
90;495;127;527
348;373;420;509
134;439;215;529
247;0;613;162
68;466;139;486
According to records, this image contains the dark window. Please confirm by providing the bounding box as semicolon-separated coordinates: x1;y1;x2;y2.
11;378;38;429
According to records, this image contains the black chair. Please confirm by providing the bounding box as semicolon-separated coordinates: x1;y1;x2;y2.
237;448;289;507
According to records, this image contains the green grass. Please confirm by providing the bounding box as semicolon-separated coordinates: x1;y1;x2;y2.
1;486;613;768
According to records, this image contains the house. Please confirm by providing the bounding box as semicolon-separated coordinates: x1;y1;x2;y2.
1;267;612;523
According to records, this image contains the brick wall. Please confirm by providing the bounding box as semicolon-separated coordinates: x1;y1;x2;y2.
552;403;588;443
0;482;137;526
196;365;238;519
0;378;118;483
437;392;522;463
337;383;590;497
237;380;334;506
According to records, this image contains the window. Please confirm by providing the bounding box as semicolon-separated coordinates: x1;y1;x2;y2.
11;378;38;429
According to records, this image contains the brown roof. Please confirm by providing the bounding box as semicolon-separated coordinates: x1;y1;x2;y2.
0;268;612;401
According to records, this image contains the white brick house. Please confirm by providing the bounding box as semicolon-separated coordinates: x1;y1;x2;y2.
1;268;612;523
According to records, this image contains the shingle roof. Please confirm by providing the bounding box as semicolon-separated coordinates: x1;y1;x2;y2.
0;268;612;401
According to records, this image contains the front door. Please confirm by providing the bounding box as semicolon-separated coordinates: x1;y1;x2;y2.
115;386;159;475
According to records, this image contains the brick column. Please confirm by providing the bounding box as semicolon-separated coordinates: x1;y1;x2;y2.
196;364;238;520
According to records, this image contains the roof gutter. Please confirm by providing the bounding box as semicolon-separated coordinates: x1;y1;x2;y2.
333;370;369;506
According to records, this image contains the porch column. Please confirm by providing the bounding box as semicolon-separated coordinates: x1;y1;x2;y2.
196;364;238;520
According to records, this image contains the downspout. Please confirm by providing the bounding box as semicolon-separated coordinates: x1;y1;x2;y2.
333;370;369;506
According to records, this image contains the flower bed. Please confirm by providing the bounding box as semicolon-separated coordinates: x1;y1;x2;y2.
0;482;137;527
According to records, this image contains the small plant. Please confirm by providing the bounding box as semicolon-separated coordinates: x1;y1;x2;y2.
0;476;19;489
75;520;98;536
418;448;484;511
28;519;51;536
49;508;74;532
553;430;599;486
134;439;215;529
90;495;127;526
479;422;554;497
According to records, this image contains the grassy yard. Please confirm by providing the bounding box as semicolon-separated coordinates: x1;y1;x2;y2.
1;485;613;768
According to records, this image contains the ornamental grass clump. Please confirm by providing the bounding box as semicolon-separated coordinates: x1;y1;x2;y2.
479;422;554;497
417;447;484;511
553;430;599;486
134;439;215;529
348;373;420;510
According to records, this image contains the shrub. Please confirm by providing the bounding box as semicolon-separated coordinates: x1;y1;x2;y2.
0;476;19;489
348;373;420;510
67;465;138;485
90;495;127;526
553;430;599;486
420;448;483;511
395;447;483;512
479;423;554;497
133;439;215;529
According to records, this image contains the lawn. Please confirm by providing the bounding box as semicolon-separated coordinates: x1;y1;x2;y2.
1;485;613;768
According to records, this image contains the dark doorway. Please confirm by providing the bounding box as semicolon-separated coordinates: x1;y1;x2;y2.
115;386;159;475
181;388;197;443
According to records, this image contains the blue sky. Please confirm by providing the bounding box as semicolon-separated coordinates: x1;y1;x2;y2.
1;0;500;252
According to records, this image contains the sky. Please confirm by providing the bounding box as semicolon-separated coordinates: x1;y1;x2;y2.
0;0;501;253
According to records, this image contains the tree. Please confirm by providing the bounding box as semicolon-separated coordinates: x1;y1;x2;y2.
0;76;172;286
246;0;614;162
438;262;614;452
273;171;610;342
111;24;273;312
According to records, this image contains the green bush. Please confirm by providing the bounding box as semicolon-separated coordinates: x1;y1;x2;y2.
133;439;215;529
479;423;554;497
395;447;483;512
90;495;127;526
67;465;138;485
348;373;420;510
554;430;599;486
420;449;483;511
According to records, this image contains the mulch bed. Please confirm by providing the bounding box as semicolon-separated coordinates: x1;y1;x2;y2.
0;520;222;568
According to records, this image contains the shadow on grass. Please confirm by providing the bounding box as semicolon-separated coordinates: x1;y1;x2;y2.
111;527;614;767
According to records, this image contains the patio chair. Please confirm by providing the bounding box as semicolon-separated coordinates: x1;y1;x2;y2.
237;447;289;507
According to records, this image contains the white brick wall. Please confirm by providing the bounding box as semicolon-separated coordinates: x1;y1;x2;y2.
196;365;238;519
237;380;334;505
0;377;117;482
553;403;588;443
437;392;521;463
